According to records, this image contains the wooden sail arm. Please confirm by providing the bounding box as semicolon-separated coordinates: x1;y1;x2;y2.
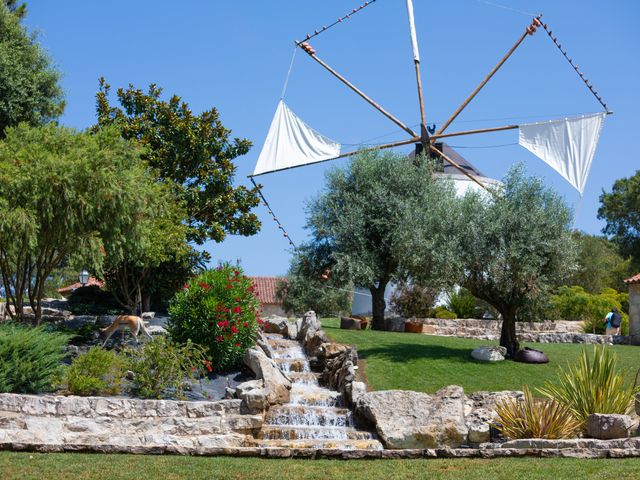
297;42;417;138
249;137;420;179
431;124;519;140
435;16;543;137
429;144;487;191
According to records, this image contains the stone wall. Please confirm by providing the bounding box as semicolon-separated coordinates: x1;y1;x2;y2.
0;394;262;451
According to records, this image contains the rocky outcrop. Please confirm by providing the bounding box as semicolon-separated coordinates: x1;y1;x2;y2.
243;348;291;405
319;345;359;405
470;346;506;362
0;393;260;451
464;391;523;444
355;387;468;449
299;311;328;359
235;380;270;412
587;414;635;440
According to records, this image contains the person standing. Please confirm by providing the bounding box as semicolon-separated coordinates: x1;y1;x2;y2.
603;307;622;335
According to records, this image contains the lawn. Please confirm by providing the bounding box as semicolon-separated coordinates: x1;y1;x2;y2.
1;452;639;480
321;318;640;393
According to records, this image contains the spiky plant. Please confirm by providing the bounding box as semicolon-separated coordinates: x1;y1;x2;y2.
538;346;634;427
493;386;582;439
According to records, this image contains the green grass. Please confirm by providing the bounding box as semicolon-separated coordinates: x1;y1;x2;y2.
1;452;639;480
321;318;640;393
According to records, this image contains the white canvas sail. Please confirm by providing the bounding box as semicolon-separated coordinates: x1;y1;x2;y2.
252;101;341;177
518;112;606;195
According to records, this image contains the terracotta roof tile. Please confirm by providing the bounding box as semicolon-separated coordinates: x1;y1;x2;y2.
249;276;284;305
57;277;104;294
624;273;640;285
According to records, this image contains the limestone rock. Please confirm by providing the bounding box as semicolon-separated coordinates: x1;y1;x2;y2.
470;346;506;362
356;386;468;449
235;380;269;411
141;312;155;319
243;348;291;405
384;317;406;332
587;414;634;440
320;342;349;359
285;320;299;340
263;316;288;335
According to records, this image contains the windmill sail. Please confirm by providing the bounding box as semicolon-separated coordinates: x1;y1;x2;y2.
518;112;606;195
405;0;420;62
252;101;341;177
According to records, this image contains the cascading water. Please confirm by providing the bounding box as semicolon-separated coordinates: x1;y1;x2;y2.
256;334;382;450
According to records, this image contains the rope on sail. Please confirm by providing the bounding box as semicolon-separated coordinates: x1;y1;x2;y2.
297;0;379;44
250;177;297;250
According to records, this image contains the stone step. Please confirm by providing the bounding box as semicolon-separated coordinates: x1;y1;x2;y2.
287;372;319;383
258;425;375;441
253;438;384;450
265;405;353;428
288;389;343;407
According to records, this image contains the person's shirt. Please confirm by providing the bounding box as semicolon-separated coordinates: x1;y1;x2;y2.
605;311;614;327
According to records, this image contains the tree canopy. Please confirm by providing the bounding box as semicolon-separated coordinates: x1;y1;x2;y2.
0;124;157;323
0;3;64;137
454;165;577;356
303;151;458;329
598;169;640;272
95;79;260;245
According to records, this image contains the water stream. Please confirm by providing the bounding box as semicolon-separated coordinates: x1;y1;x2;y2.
256;334;382;450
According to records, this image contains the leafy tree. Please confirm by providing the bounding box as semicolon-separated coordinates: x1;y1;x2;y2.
455;166;577;356
598;170;640;272
0;124;155;323
276;247;353;317
94;79;260;245
566;232;631;293
0;4;64;137
304;151;458;330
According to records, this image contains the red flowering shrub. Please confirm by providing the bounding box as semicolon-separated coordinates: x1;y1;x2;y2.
167;265;262;370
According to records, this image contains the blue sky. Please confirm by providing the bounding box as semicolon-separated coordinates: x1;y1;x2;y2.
25;1;639;276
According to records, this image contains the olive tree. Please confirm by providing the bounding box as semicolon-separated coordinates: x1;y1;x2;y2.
454;166;577;356
304;151;458;330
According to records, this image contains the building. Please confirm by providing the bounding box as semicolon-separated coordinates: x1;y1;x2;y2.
249;276;287;317
624;273;640;345
57;277;104;299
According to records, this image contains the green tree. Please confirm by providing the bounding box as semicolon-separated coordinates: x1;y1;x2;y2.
455;166;577;356
0;4;64;137
94;79;260;245
100;181;190;314
276;247;353;317
598;170;640;272
304;151;458;330
0;124;155;324
567;231;631;293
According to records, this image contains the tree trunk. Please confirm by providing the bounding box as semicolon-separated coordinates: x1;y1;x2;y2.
499;308;520;358
370;283;388;331
142;294;152;314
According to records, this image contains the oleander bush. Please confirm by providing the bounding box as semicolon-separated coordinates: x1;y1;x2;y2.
168;265;262;370
0;323;70;393
538;346;634;426
493;386;581;439
124;337;208;400
63;346;126;396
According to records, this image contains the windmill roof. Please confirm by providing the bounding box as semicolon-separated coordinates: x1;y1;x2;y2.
408;142;487;177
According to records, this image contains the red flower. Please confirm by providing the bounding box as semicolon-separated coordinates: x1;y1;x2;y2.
204;360;213;372
235;342;241;347
257;319;264;325
233;306;242;314
234;297;241;302
215;335;224;342
198;281;211;291
217;320;229;328
234;270;240;276
225;284;233;289
182;283;190;289
191;367;197;372
231;325;238;334
243;322;249;328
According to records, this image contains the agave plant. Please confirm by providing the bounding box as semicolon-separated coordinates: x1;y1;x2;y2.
538;346;634;426
493;386;582;439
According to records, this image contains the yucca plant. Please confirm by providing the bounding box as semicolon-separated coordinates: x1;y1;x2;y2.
493;386;582;439
538;346;634;427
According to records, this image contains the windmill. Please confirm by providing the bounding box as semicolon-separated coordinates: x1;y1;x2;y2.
249;0;611;248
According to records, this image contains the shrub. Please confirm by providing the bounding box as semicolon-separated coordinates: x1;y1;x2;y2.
67;285;122;315
549;286;629;334
168;265;262;370
390;282;437;318
446;288;481;319
0;323;70;393
124;337;208;400
538;346;634;426
63;346;125;396
493;386;581;439
433;306;457;319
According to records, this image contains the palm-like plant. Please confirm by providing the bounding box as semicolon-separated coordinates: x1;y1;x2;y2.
493;386;582;439
538;346;634;426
